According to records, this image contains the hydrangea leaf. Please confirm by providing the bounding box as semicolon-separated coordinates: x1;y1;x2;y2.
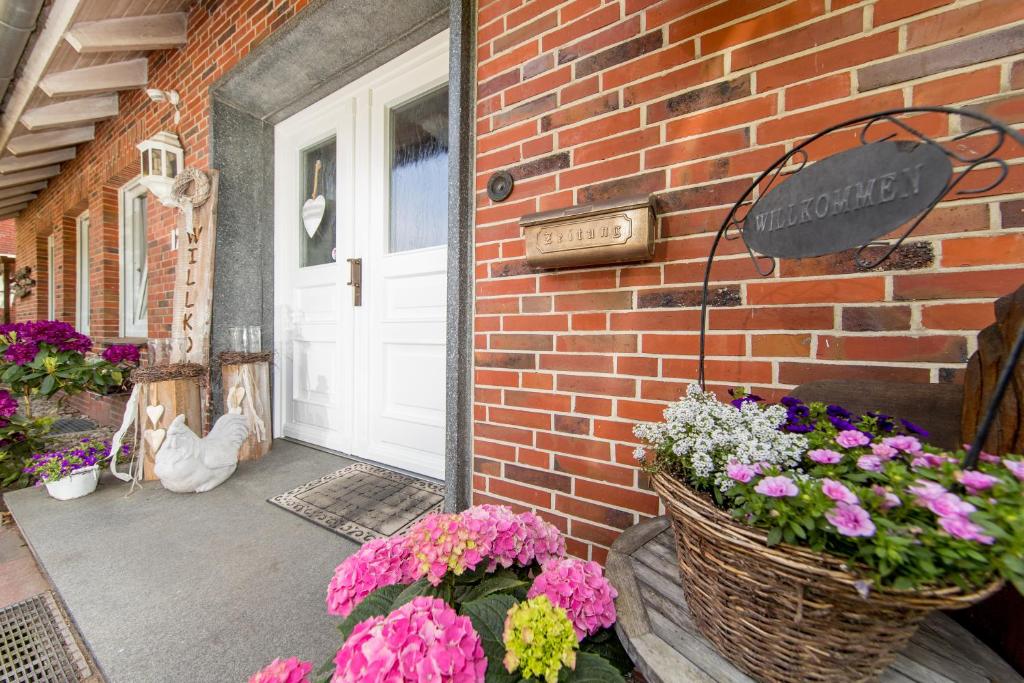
461;593;519;683
459;572;529;604
336;583;408;641
579;629;632;676
561;652;626;682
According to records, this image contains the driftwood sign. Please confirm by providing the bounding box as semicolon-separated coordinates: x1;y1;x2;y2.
170;170;218;366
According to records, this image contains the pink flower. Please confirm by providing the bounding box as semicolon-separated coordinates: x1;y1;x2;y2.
856;455;883;472
956;470;999;494
333;597;485;682
938;515;995;545
808;449;842;465
249;657;312;683
752;461;771;475
871;443;898;460
1005;459;1024;482
754;476;798;498
726;461;756;483
836;430;870;448
459;505;565;574
964;444;1001;463
821;478;858;505
927;492;976;518
871;485;901;509
528;559;617;640
882;435;922;453
327;536;419;617
911;456;930;468
825;503;876;537
907;479;947;502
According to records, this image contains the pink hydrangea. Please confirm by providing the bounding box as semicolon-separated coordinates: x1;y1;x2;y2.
821;478;858;505
333;597;485;682
882;435;922;453
825;503;876;537
527;558;617;640
754;476;798;498
857;455;883;472
956;470;999;494
808;449;842;465
726;461;756;483
461;505;565;573
836;430;869;448
406;513;481;585
938;515;995;545
1005;459;1024;482
249;657;312;683
327;536;419;617
871;442;898;460
927;492;976;519
871;485;901;510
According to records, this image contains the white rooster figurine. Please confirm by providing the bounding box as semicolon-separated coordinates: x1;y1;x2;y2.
154;413;249;493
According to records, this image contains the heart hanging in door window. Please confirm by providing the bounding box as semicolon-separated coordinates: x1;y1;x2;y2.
302;159;326;238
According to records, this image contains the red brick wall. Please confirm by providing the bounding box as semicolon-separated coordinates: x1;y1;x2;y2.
472;0;1024;562
12;0;313;335
0;219;14;256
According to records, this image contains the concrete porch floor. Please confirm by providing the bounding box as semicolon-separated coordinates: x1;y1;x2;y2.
4;440;359;683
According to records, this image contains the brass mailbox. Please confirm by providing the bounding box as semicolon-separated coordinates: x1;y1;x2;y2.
521;195;656;269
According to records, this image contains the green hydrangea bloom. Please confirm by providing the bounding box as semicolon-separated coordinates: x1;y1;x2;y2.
502;595;578;683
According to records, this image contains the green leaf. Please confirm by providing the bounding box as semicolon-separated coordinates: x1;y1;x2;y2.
562;652;626;682
2;364;19;382
39;375;56;395
337;583;408;641
390;577;436;610
460;573;529;604
579;629;632;675
461;594;519;683
766;526;782;547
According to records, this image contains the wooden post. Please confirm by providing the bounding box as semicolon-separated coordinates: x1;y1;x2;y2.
221;360;272;461
138;377;202;480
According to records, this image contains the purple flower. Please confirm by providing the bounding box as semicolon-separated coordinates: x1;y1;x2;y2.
728;389;763;409
882;435;922;454
4;342;39;365
821;478;858;505
726;461;756;483
101;344;140;365
927;492;976;518
907;479;947;503
938;515;994;545
871;442;898;460
956;470;999;494
825;503;876;537
836;430;869;448
826;404;852;419
780;396;802;408
899;418;929;437
857;455;883;472
1004;459;1024;482
808;448;843;465
783;421;815;434
754;476;798;498
871;485;902;509
829;416;857;432
0;390;17;420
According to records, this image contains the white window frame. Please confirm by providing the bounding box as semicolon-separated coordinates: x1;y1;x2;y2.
76;211;90;334
119;179;149;337
46;233;55;320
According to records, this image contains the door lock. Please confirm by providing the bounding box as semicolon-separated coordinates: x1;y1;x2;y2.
346;257;362;306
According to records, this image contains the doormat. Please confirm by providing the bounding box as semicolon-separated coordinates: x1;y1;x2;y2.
0;592;91;683
268;462;444;543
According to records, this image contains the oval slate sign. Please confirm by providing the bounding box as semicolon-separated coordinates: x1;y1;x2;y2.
742;140;952;259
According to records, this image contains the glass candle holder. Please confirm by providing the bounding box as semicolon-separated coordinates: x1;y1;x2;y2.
244;325;262;352
228;326;246;352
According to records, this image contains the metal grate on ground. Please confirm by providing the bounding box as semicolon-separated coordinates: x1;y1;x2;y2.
49;418;98;436
0;592;90;683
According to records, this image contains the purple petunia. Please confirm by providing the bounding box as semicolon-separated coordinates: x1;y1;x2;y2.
826;503;876;538
808;448;842;465
956;470;999;494
938;515;994;545
726;461;757;483
1004;459;1024;482
755;476;798;498
836;430;870;448
821;478;858;505
857;455;883;472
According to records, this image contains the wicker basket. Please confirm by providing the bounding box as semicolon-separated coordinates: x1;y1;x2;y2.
652;472;1002;683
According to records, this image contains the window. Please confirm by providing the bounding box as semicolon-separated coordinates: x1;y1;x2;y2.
47;234;55;320
388;85;449;253
120;180;148;337
76;211;90;334
300;137;337;268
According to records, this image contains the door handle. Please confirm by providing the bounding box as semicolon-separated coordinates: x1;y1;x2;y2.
346;257;362;307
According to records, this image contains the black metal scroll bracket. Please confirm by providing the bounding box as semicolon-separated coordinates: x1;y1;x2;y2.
694;106;1024;469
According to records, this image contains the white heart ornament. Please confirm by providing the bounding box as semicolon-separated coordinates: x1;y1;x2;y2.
145;428;166;453
146;404;165;427
228;386;246;414
302;196;325;238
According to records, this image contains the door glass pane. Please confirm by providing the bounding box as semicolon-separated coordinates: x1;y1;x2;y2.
300;137;337;268
389;85;449;253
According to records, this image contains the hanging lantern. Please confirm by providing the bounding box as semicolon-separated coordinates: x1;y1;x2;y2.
136;131;184;207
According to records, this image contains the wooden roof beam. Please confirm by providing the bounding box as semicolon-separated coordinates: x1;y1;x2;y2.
21;95;119;131
0;148;76;174
65;13;187;53
39;58;147;98
7;126;94;156
0;182;46;201
0;196;34;212
0;166;61;190
0;203;29;217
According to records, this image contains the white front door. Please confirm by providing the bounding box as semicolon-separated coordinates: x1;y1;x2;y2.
274;32;450;480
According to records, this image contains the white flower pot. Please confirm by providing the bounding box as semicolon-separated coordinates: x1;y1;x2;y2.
44;465;100;500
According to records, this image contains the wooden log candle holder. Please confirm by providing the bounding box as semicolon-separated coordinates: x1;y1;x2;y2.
219;351;272;461
130;363;205;481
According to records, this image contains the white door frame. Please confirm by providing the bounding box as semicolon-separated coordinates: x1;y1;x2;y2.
75;210;90;334
273;31;450;479
119;179;148;337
